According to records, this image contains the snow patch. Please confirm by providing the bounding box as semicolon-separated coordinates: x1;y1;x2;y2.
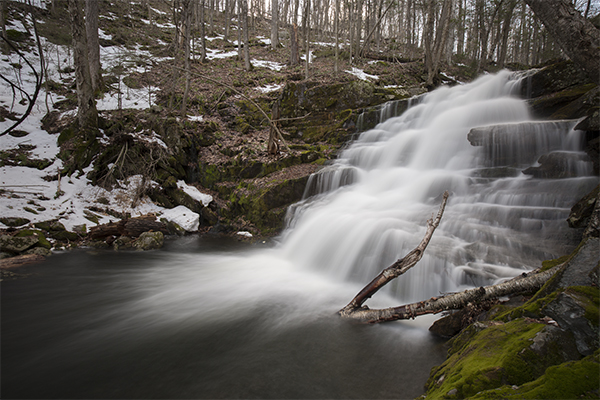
161;205;200;232
256;84;283;93
176;180;213;206
345;67;379;81
251;59;285;71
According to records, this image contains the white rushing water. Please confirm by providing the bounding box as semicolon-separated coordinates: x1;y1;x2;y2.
278;70;598;302
4;71;597;399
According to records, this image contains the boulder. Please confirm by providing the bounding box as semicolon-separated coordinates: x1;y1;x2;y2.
133;231;164;251
0;217;30;227
522;151;594;179
0;235;39;253
567;185;599;229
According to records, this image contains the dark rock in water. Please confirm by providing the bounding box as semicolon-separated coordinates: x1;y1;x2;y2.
0;217;30;227
467;120;577;167
575;109;600;132
113;236;133;250
522;151;594;179
429;311;464;337
567;185;599;229
132;231;164;251
0;235;38;253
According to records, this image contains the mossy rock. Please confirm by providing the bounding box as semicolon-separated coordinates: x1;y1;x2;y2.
15;229;52;249
0;217;30;227
521;60;595;100
527;83;597;119
424;320;561;399
51;230;80;242
34;220;67;232
132;231;164;251
0;234;39;253
470;351;600;399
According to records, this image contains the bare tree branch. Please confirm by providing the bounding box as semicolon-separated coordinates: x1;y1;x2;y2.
0;3;43;137
339;264;561;323
338;189;561;324
340;191;449;315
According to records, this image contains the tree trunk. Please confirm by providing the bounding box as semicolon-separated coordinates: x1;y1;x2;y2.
271;0;279;49
85;0;101;93
181;0;192;115
1;0;6;52
268;102;280;154
290;23;299;65
243;0;251;70
334;0;339;73
423;0;435;85
498;0;517;68
224;0;230;41
524;0;600;85
68;0;97;131
200;0;207;62
304;0;310;79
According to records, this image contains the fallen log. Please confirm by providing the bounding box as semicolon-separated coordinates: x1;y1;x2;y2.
339;265;560;323
338;191;561;323
0;254;46;269
89;215;168;239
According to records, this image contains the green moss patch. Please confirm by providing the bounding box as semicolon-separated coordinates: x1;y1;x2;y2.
425;320;549;399
471;351;600;399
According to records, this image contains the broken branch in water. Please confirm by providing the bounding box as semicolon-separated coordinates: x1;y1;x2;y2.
338;191;560;323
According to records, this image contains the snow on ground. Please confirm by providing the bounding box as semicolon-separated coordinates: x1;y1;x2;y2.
251;59;285;71
205;48;238;60
256;84;283;93
345;67;379;81
0;11;211;233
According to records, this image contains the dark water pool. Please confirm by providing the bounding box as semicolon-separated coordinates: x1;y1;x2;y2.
2;237;447;399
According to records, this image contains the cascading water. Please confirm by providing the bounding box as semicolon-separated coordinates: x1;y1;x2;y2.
281;70;597;302
3;71;598;399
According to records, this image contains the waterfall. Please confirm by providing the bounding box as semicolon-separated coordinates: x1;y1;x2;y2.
279;70;598;302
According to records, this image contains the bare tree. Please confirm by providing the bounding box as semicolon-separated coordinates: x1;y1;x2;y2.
181;0;192;115
0;1;44;137
290;23;300;65
85;0;101;93
243;0;251;70
1;0;6;52
271;0;279;49
68;0;97;130
524;0;600;85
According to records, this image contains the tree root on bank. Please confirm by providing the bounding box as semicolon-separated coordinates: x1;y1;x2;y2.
338;191;562;323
